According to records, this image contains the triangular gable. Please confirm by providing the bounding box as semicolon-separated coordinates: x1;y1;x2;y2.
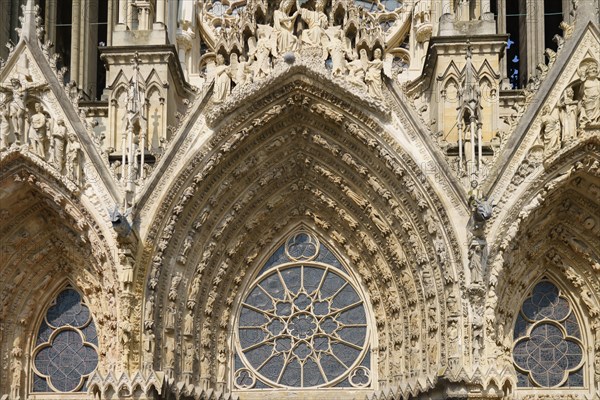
487;21;600;200
0;14;120;203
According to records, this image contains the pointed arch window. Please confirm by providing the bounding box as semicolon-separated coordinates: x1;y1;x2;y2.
513;280;585;388
234;231;372;389
32;287;99;393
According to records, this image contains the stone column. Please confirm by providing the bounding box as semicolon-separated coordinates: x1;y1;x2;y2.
155;0;166;27
118;0;127;25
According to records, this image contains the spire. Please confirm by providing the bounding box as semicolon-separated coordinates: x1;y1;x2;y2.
19;0;38;43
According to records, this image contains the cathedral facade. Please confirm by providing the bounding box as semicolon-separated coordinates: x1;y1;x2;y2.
0;0;599;399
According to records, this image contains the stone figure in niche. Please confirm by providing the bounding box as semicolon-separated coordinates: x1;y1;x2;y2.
540;105;561;155
28;102;49;157
11;337;23;399
165;304;176;330
0;78;27;143
273;0;299;54
200;351;211;390
300;0;329;55
184;311;194;336
144;296;155;330
165;338;176;369
213;54;231;104
51;119;67;170
558;87;578;142
347;49;369;86
326;26;347;77
184;341;195;373
468;243;484;285
65;133;81;181
251;25;275;79
217;350;227;384
366;48;384;98
0;98;10;149
578;59;600;127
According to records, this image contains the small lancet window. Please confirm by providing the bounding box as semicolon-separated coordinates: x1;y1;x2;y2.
234;231;372;389
32;286;99;392
513;280;585;388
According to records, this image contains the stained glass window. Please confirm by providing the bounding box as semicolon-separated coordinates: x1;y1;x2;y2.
234;231;371;389
32;287;99;392
513;280;584;388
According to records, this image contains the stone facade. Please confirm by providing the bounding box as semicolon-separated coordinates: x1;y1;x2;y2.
0;0;599;399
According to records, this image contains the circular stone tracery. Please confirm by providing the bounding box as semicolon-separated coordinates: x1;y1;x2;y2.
236;232;370;389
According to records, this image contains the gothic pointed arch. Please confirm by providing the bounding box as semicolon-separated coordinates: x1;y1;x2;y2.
134;77;466;398
0;153;121;397
30;283;100;393
487;139;600;396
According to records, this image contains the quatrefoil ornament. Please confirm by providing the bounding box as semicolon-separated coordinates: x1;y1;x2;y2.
34;329;98;392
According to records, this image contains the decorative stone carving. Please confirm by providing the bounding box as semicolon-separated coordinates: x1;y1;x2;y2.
540;105;561;156
65;132;81;182
578;58;600;127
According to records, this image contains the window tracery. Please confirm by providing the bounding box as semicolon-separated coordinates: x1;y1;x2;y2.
513;280;585;388
32;287;99;393
234;231;372;389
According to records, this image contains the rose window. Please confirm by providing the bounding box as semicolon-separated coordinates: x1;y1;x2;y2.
32;287;99;392
512;280;585;387
235;231;371;389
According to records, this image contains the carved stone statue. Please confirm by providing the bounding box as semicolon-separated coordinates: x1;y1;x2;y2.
65;132;81;181
251;25;275;79
365;48;384;98
217;349;227;384
0;97;10;149
2;78;27;142
11;337;23;400
578;59;600;127
540;105;561;155
347;49;369;86
184;341;195;373
299;0;329;55
273;0;299;55
165;338;176;369
213;54;231;104
29;102;48;157
51;119;67;170
326;26;348;77
559;87;578;141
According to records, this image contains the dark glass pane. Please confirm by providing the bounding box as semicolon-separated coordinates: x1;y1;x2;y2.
37;320;53;345
81;323;98;346
46;289;90;328
337;327;367;346
261;274;286;300
260;246;288;274
331;285;360;310
259;353;284;381
320;272;346;299
245;344;274;368
563;312;581;338
320;353;344;381
331;342;360;366
33;373;51;392
566;367;584;387
281;267;302;294
239;307;268;327
338;306;366;325
303;267;325;294
315;245;346;272
239;328;266;349
514;314;529;339
280;358;302;386
303;358;325;386
246;286;273;311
